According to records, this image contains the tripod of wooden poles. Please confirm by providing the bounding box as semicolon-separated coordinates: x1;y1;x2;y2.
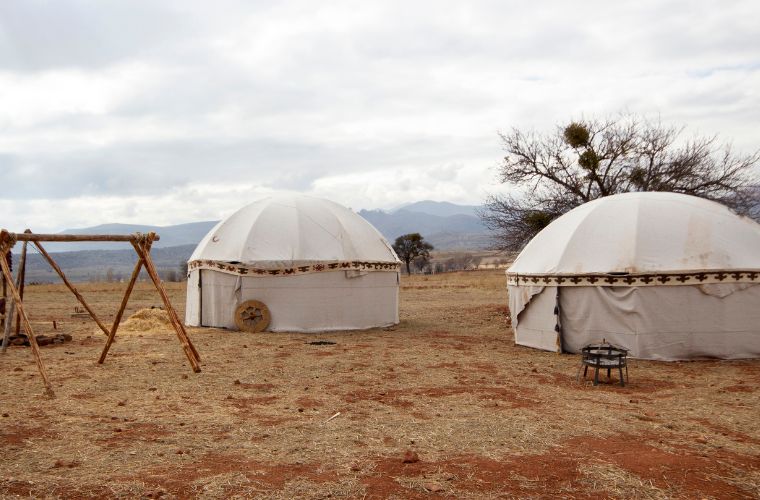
0;230;201;397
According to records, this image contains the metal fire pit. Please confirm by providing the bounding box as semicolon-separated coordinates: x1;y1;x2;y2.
577;342;629;386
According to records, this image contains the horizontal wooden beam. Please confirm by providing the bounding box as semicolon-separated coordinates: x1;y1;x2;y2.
0;231;160;243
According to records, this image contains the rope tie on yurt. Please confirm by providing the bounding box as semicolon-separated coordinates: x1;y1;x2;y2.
0;230;18;253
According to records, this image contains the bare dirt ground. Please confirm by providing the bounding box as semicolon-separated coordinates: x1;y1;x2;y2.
1;270;759;499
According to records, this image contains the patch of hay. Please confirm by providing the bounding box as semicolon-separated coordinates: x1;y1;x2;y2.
120;307;172;333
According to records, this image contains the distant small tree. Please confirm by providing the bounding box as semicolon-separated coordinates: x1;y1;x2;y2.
392;233;434;276
413;256;431;274
445;253;473;272
179;261;188;280
163;269;179;282
105;268;115;283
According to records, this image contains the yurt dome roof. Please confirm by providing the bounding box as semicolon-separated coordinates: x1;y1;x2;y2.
508;192;760;275
190;194;399;268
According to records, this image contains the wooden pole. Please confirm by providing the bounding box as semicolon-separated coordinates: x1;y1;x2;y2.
98;241;148;364
14;231;30;337
0;247;54;396
137;236;201;365
1;250;6;330
9;233;160;243
2;239;27;353
133;235;201;372
1;278;13;353
31;240;111;337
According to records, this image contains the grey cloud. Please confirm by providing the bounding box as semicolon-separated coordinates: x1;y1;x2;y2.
0;1;198;71
3;128;496;201
2;139;327;199
1;0;758;232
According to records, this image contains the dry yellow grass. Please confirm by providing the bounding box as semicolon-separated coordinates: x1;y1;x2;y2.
1;270;758;498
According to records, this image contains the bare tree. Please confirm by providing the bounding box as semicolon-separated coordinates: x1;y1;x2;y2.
481;114;760;250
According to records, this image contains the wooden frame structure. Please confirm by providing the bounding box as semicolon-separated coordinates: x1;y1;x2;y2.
0;230;201;397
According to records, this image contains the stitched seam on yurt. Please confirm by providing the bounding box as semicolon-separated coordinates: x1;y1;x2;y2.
506;270;760;286
189;259;401;277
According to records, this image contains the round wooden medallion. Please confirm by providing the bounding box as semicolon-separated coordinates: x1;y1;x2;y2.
234;300;271;333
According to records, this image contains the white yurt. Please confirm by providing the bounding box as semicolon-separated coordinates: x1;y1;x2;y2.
507;192;760;360
185;195;401;332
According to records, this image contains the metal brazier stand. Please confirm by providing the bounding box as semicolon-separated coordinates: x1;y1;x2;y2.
577;341;629;387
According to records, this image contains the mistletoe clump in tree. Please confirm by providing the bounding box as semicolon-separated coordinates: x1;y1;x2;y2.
392;233;433;276
480;114;760;250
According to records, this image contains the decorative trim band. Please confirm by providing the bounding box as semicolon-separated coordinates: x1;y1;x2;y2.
506;270;760;287
189;259;401;277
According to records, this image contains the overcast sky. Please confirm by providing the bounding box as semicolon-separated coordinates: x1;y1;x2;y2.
1;0;758;233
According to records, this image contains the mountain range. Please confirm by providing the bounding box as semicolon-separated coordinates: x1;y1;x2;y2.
358;201;489;250
10;201;492;283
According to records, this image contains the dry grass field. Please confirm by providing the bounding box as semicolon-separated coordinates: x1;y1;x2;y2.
1;270;759;499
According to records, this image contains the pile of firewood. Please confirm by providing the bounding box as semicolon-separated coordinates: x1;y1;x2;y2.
5;332;72;347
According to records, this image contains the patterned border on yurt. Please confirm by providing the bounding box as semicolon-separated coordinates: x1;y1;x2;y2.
189;259;401;277
506;270;760;287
